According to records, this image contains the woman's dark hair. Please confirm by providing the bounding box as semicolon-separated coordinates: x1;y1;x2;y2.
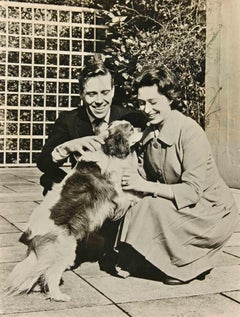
78;54;114;94
135;66;183;110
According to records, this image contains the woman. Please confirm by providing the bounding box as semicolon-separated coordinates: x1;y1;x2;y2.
117;66;239;284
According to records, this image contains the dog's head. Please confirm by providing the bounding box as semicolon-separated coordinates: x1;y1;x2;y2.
102;120;142;159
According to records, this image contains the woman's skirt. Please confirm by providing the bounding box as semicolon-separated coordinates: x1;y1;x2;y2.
118;195;239;281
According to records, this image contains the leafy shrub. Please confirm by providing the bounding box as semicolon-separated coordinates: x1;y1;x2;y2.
100;0;206;127
8;0;112;9
14;0;206;126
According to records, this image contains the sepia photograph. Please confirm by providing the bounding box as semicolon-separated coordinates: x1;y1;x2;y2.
0;0;239;316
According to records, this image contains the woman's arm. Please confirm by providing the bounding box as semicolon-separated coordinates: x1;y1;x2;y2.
171;120;210;209
121;169;174;200
122;119;210;206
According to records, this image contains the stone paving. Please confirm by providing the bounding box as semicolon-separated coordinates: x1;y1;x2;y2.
0;167;240;317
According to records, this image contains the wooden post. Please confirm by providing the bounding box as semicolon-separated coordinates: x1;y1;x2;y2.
205;0;240;188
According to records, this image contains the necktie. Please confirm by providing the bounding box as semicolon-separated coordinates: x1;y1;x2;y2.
93;119;108;135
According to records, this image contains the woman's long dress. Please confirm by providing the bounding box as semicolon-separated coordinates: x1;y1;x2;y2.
119;110;239;281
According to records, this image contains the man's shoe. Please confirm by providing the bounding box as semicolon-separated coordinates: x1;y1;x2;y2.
98;251;118;275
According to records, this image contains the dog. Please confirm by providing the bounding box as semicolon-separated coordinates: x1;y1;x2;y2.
7;120;142;302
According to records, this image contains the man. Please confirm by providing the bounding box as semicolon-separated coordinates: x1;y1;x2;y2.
37;56;146;195
36;56;146;271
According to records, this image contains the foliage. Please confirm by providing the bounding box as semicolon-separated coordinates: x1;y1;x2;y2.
10;0;206;126
99;0;206;126
8;0;114;9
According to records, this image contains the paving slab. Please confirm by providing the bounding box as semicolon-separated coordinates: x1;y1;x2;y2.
214;250;240;267
225;232;240;246
231;189;240;208
1;305;127;317
120;294;240;317
222;290;240;304
0;193;43;202
223;246;240;258
74;252;240;278
13;222;27;231
6;168;42;177
18;176;41;184
0;186;16;194
0;232;21;247
0;244;26;263
2;181;39;189
3;183;42;193
0;169;239;316
0;217;20;234
2;179;35;186
0;174;27;185
0;263;111;315
83;265;240;303
5;167;68;179
235;222;240;233
74;262;110;279
0;201;37;223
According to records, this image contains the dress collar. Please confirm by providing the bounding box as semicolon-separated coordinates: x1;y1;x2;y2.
142;110;184;146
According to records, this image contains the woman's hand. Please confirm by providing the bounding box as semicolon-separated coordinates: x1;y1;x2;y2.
122;169;174;200
121;168;149;193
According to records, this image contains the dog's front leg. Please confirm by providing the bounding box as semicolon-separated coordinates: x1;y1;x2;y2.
45;265;71;302
111;196;132;221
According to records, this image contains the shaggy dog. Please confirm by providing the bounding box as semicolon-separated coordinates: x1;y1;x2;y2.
7;120;142;302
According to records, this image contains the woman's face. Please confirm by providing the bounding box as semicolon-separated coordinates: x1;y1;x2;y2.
138;84;172;126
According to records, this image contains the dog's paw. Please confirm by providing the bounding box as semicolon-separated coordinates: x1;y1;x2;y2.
47;292;71;302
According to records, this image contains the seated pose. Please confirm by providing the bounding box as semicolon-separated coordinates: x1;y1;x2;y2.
117;66;239;284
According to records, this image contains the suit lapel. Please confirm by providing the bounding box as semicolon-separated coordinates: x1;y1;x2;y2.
109;105;125;122
76;106;94;137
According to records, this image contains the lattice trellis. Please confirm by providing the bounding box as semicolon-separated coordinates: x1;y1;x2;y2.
0;1;107;166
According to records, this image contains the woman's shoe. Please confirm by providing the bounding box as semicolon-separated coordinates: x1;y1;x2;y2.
163;277;189;285
196;269;212;280
163;269;212;285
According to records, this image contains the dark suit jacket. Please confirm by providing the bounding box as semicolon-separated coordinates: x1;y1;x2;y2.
37;105;147;193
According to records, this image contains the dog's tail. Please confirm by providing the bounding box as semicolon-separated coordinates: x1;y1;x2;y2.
6;251;45;295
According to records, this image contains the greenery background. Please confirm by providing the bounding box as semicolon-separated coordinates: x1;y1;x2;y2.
9;0;206;126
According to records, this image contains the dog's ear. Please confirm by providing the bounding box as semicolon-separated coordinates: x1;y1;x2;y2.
103;130;130;158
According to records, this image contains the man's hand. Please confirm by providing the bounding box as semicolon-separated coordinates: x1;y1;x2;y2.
65;136;104;155
52;136;104;162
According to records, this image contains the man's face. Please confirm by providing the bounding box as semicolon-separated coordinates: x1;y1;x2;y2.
81;73;114;119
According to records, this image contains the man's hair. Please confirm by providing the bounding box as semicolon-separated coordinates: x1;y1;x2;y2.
134;66;183;109
78;55;114;94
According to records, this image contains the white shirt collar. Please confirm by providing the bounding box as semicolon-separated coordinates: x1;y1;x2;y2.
86;108;111;125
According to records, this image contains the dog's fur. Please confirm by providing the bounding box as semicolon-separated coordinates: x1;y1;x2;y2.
7;121;142;302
